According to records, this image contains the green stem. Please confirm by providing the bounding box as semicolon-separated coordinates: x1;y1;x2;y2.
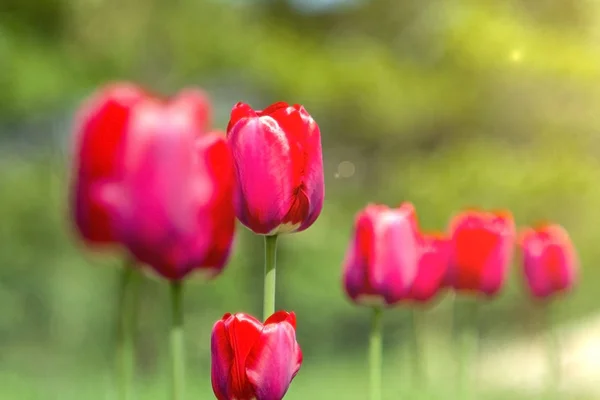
454;297;479;400
170;281;185;400
409;308;426;387
369;307;383;400
115;261;140;400
263;235;278;321
540;301;560;400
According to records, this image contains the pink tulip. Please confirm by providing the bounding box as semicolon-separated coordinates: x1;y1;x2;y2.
519;224;578;298
446;209;516;296
70;82;147;245
211;311;302;400
226;102;324;235
97;91;235;280
409;232;450;303
343;203;420;306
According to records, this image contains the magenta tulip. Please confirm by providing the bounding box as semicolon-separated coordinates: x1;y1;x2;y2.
445;209;516;296
96;92;235;280
409;232;450;303
342;202;420;306
226;102;324;235
211;311;303;400
519;224;578;298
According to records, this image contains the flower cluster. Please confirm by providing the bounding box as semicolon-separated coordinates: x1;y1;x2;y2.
343;205;577;305
71;82;324;400
70;82;578;400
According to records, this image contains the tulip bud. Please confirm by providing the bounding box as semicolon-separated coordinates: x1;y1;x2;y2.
96;91;234;280
446;209;515;296
409;232;450;303
343;203;420;306
226;102;324;235
519;224;578;298
71;82;147;245
211;311;302;400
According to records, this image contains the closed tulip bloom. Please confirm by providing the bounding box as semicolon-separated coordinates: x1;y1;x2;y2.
446;210;516;296
343;203;420;306
211;311;302;400
99;92;234;280
71;82;147;245
409;232;450;303
226;102;324;235
519;224;578;298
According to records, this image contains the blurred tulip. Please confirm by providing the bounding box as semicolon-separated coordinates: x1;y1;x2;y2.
409;232;450;303
226;102;324;235
98;91;233;281
211;311;303;400
519;224;578;298
343;203;420;306
446;209;515;296
71;82;147;245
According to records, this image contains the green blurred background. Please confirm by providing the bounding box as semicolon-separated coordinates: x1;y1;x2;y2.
2;0;600;398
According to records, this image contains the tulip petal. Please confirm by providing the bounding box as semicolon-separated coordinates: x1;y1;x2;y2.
246;317;302;400
193;133;236;273
224;313;263;398
71;83;145;244
343;210;376;302
479;215;515;296
227;102;257;133
369;208;419;304
211;316;235;400
264;311;297;329
228;117;296;234
296;106;324;232
410;234;450;303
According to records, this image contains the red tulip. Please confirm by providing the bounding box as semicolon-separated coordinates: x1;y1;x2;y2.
71;82;147;245
95;91;234;280
211;311;302;400
409;232;450;303
519;224;578;298
446;209;515;296
226;102;324;235
343;203;420;306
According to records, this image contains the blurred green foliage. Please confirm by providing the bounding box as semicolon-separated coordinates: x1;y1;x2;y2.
2;0;600;398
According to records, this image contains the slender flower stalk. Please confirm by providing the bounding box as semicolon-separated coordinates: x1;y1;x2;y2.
369;306;383;400
115;261;141;400
409;308;426;387
454;298;480;400
539;300;561;400
170;281;185;400
263;235;278;321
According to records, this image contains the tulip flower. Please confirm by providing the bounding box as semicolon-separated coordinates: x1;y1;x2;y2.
71;82;147;246
226;102;324;236
445;209;515;398
342;202;419;400
519;224;578;299
211;311;302;400
446;209;516;297
519;224;577;397
410;232;450;303
226;101;325;321
85;88;224;400
101;93;233;281
70;82;152;400
343;203;420;307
